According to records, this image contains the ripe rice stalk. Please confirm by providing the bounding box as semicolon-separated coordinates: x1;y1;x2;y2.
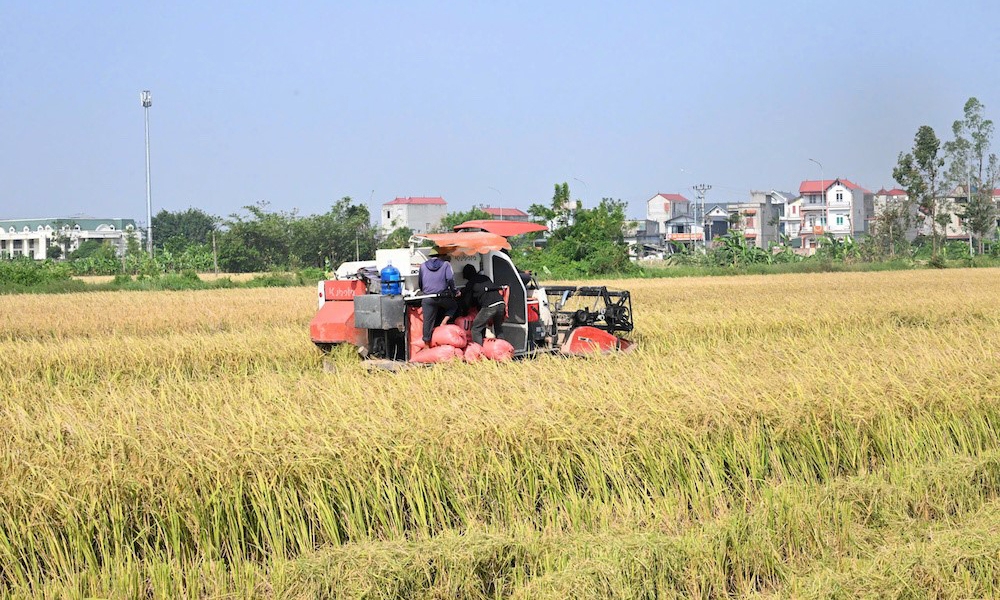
1;269;999;597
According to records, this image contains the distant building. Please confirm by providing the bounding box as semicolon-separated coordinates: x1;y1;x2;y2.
482;207;530;222
380;197;447;235
624;219;661;259
646;193;690;234
782;197;803;240
663;214;702;248
0;217;139;260
725;191;795;248
703;204;730;241
872;188;921;242
797;178;872;250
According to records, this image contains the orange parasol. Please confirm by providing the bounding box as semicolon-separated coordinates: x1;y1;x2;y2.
416;232;512;256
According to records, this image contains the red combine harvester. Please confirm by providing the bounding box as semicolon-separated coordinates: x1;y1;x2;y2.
309;220;634;363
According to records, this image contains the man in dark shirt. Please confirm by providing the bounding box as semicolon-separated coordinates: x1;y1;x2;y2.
418;251;458;347
461;264;506;345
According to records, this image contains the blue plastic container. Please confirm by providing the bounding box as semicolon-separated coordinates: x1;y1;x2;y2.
380;262;402;295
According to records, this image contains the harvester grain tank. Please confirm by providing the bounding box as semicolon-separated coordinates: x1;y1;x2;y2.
309;220;634;362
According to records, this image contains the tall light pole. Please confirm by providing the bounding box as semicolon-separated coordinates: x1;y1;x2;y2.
369;188;376;229
808;158;825;245
141;90;153;257
488;186;503;220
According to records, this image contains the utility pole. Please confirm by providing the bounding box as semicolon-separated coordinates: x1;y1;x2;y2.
212;229;219;275
692;183;712;248
141;90;153;257
967;170;974;257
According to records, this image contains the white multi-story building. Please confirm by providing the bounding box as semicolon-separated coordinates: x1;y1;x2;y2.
380;197;448;235
783;197;803;239
0;217;139;260
646;193;690;233
797;178;871;250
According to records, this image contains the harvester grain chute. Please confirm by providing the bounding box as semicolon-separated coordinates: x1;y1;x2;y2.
309;220;634;363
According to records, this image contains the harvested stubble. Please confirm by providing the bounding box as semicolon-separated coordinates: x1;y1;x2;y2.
2;270;1000;598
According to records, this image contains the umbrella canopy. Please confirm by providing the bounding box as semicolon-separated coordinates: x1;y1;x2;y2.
453;220;548;237
416;232;512;256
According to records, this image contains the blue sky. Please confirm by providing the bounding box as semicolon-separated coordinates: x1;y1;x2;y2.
2;0;999;222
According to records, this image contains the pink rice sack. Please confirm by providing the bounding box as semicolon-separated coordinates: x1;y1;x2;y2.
431;324;468;349
481;338;515;361
411;345;462;363
464;342;484;362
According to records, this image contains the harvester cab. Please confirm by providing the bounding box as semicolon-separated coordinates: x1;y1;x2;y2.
309;220;634;363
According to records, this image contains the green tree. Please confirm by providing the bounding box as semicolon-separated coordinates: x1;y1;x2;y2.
868;199;912;258
379;226;414;249
217;202;292;272
68;239;108;260
816;233;857;262
435;206;492;232
944;97;998;254
528;195;634;275
712;232;771;267
894;125;947;261
290;198;376;268
216;199;376;273
68;240;121;275
152;208;218;253
528;182;576;227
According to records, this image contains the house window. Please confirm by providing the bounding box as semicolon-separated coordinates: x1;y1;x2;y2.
836;215;844;226
819;216;827;225
836;192;844;201
386;210;391;219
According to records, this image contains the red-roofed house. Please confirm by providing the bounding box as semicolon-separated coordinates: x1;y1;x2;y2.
646;193;690;234
381;197;448;234
483;207;530;222
646;193;698;247
797;178;873;249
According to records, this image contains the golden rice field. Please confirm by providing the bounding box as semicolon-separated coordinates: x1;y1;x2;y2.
73;272;261;285
2;269;1000;599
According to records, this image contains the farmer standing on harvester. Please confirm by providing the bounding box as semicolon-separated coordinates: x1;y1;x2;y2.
417;250;458;348
461;264;506;345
